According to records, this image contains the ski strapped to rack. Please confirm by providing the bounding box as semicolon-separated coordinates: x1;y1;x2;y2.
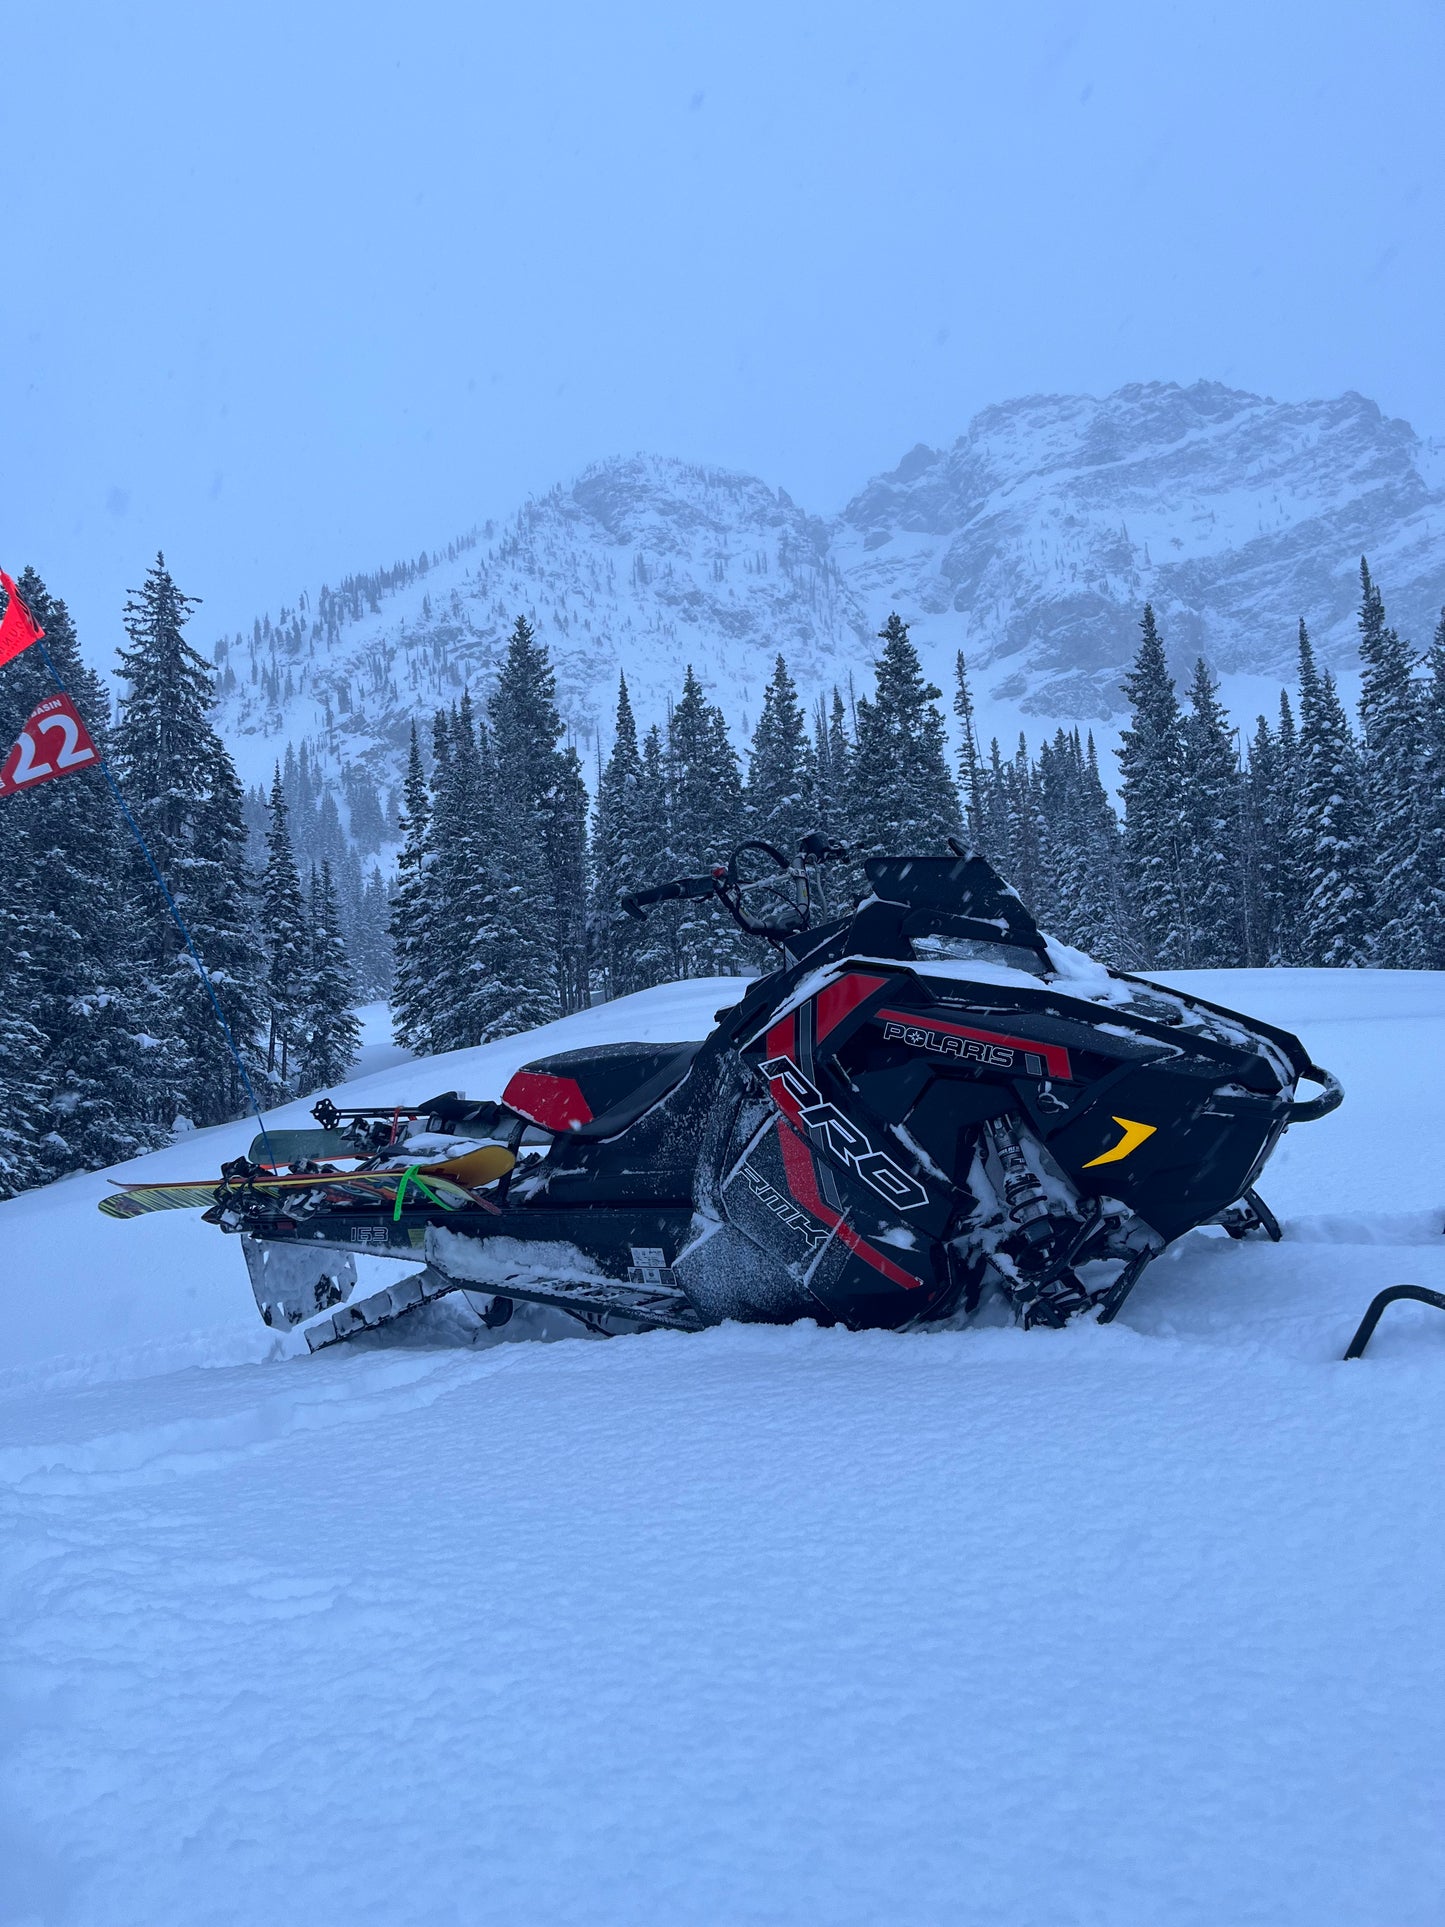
1342;1284;1445;1360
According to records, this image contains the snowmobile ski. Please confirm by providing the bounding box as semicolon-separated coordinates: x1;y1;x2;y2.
300;1262;708;1352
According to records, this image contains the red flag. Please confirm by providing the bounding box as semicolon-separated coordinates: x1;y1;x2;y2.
0;692;100;797
0;570;45;667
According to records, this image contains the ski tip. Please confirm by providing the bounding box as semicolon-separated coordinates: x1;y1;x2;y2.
97;1189;148;1219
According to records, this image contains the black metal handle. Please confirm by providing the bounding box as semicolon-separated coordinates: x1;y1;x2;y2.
1343;1284;1445;1359
620;873;720;920
1287;1063;1343;1124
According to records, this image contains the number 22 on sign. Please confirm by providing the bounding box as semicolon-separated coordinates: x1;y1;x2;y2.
0;692;100;796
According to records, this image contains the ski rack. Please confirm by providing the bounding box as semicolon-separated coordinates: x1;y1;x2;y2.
1343;1284;1445;1360
301;1260;709;1352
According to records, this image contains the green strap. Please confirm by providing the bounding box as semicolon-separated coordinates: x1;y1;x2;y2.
392;1164;450;1221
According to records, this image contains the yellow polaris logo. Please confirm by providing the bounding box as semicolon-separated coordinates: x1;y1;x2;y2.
1082;1117;1158;1168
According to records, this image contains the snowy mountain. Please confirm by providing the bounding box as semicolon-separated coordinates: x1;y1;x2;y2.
5;968;1445;1922
211;381;1445;796
837;382;1445;717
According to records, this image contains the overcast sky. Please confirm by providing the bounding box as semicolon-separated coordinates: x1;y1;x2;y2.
5;0;1443;653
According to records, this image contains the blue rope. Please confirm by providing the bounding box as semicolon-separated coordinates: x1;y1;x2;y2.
32;638;278;1168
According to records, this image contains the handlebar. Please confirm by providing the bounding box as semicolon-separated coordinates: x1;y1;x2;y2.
620;872;722;920
1288;1063;1344;1125
620;835;850;940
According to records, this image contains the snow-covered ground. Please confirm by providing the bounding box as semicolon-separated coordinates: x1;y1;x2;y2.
4;970;1444;1925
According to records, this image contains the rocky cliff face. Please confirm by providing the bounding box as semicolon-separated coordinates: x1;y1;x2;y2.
834;381;1445;717
213;382;1445;794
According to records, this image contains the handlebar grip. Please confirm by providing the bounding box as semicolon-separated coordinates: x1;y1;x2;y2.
1288;1063;1343;1125
620;873;720;919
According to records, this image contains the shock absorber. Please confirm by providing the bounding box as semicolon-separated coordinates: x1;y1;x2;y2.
984;1115;1092;1327
985;1114;1054;1258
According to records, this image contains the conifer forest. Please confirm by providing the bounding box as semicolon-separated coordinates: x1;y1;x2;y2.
0;551;1438;1201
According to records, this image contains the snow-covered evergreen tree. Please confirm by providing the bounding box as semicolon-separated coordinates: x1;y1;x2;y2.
296;860;360;1092
592;676;658;999
1076;732;1134;964
487;616;588;1024
952;651;986;846
0;784;53;1196
1031;730;1128;960
665;667;745;976
347;865;394;1002
1355;557;1425;965
260;766;308;1088
1416;610;1445;968
1117;604;1188;967
184;751;268;1124
744;655;814;856
976;738;1012;871
389;723;434;1050
1179;659;1245;967
847;615;961;857
1001;734;1049;914
1241;690;1303;968
0;568;175;1171
113;554;264;1128
1296;621;1373;966
810;689;852;851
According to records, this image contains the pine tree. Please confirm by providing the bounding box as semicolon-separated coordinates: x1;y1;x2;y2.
1241;690;1303;967
1273;688;1304;962
592;676;656;999
976;738;1013;870
113;554;264;1128
1417;610;1445;967
389;723;434;1049
433;692;513;1047
848;614;962;857
1355;557;1425;965
487;616;587;1026
1002;734;1049;913
631;722;680;986
953;651;986;845
182;749;268;1124
745;655;814;856
1077;732;1134;964
1242;713;1279;967
665;667;745;977
808;686;853;882
1296;621;1373;966
483;756;559;1042
349;864;394;1001
0;569;175;1171
1117;604;1188;967
1179;658;1245;966
0;789;51;1196
260;766;308;1088
296;861;360;1092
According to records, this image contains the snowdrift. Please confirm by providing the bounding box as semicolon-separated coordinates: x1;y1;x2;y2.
3;970;1445;1925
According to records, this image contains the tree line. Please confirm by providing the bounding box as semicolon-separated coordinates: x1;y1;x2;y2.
0;558;360;1197
1;548;1438;1201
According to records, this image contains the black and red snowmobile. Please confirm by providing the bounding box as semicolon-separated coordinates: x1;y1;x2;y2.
107;838;1343;1350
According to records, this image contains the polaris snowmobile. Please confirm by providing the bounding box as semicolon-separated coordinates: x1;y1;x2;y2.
102;837;1343;1351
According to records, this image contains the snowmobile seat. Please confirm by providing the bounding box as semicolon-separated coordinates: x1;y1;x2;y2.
502;1042;705;1139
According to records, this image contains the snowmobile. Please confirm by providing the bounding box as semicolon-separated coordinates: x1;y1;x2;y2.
101;837;1343;1351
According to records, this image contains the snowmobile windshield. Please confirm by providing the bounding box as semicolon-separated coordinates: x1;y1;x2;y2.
908;931;1051;978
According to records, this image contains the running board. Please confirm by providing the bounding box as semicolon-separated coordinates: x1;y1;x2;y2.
302;1262;709;1352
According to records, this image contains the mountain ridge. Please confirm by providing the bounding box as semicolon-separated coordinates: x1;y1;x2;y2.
210;380;1445;794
